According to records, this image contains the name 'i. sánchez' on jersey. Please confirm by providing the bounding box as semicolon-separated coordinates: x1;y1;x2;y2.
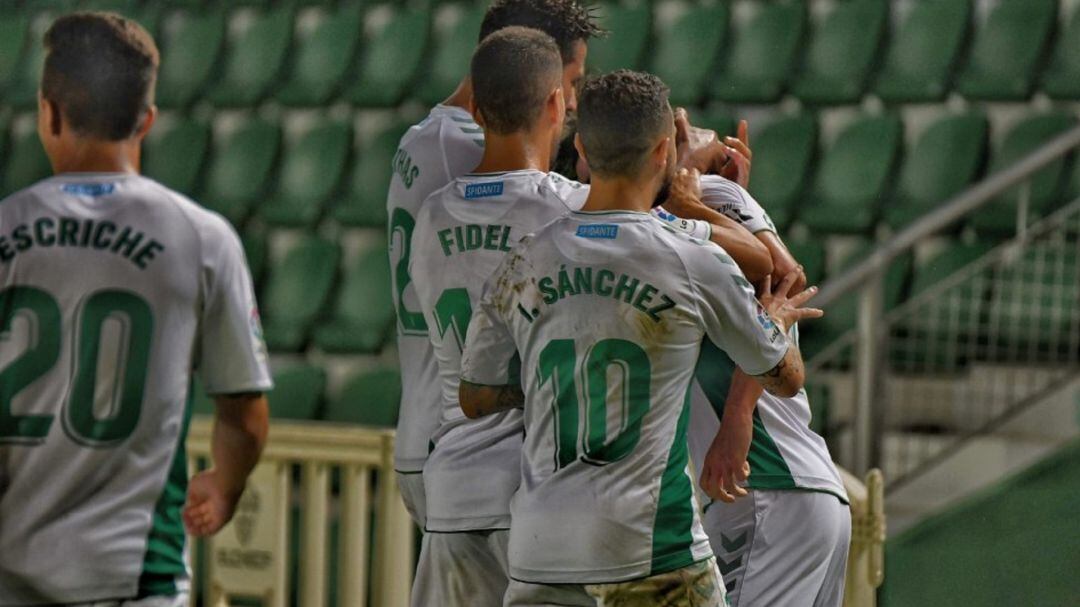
0;215;165;269
531;264;676;324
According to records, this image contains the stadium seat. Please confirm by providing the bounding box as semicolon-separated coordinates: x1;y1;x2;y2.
79;0;162;35
208;6;294;107
332;123;411;227
791;0;887;105
0;13;28;95
874;0;972;103
416;2;484;106
155;10;226;109
261;236;340;352
200;118;281;226
1041;5;1080;99
258;121;352;227
5;22;46;110
692;109;732;140
344;6;431;107
276;4;363;106
785;238;826;287
1;127;51;198
268;364;326;421
241;226;267;288
142;117;210;196
885;113;989;230
971;112;1077;236
312;244;395;354
588;1;651;74
709;1;805;103
324;368;401;427
648;0;728;107
802;114;903;234
956;0;1057;100
747;114;817;230
911;241;993;299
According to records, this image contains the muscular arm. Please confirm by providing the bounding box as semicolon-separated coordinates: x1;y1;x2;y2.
459;380;524;419
756;230;806;293
700;369;763;502
753;344;805;398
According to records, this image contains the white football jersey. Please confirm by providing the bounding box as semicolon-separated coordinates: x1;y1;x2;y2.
0;173;272;604
460;210;790;583
690;176;847;503
387;104;485;473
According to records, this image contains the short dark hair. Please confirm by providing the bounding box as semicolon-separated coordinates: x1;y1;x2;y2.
577;70;673;178
479;0;604;64
41;12;159;141
471;27;563;135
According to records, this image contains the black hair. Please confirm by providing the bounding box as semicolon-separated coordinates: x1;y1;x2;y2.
471;26;563;135
577;70;673;178
479;0;604;64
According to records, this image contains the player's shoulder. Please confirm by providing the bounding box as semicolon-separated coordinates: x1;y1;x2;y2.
137;176;236;238
400;105;481;152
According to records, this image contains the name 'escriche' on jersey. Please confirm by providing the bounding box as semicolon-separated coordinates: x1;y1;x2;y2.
460;210;790;584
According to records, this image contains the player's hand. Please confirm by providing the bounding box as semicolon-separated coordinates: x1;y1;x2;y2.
183;468;243;537
700;413;752;503
758;268;823;334
719;120;752;188
662;168;705;217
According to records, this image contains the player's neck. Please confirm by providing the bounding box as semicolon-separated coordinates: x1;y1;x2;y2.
472;131;551;174
50;139;141;175
581;175;657;214
442;77;472;111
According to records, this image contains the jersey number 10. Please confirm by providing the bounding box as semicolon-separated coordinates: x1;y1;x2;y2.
1;286;152;447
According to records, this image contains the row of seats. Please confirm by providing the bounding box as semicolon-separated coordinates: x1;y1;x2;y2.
192;363;401;425
5;105;1077;238
5;0;1080;112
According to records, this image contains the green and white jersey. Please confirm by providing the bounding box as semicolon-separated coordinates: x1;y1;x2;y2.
689;176;847;503
387;104;484;473
0;174;272;604
460;211;790;583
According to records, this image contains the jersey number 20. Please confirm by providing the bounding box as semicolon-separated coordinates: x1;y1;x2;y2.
1;286;153;447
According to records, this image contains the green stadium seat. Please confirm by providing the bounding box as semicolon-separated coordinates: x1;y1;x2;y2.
790;0;887;105
588;1;651;73
79;0;162;36
200;118;281;226
802;114;903;235
417;2;484;106
0;14;29;95
709;1;805;103
693;110;733;140
911;241;993;299
885;113;989;230
268;364;326;421
240;226;267;288
747;114;817;230
1041;6;1080;99
276;4;363;106
312;244;395;354
142;117;210;196
785;238;826;287
344;6;431;107
971;112;1077;236
155;10;226;109
261;236;340;352
874;0;972;103
208;7;294;107
5;22;46;110
956;0;1057;100
648;1;728;107
324;368;401;427
258;121;352;227
1;127;51;198
332;123;411;227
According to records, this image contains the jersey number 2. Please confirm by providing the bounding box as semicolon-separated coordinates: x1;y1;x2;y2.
537;338;651;469
0;286;153;447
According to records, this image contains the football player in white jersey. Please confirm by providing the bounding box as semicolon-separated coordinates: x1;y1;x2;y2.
386;0;603;529
0;13;271;606
458;70;823;606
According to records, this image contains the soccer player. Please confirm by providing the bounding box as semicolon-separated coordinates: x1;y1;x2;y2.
457;70;822;606
386;0;602;530
0;13;271;605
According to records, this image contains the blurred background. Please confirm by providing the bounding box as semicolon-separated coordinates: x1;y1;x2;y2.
0;0;1077;605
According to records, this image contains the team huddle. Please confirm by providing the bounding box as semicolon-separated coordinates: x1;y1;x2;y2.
0;2;848;607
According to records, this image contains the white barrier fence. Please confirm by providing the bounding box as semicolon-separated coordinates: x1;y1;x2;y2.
187;418;884;606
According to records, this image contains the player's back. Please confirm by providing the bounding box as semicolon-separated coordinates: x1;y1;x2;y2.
462;209;789;582
0;173;264;603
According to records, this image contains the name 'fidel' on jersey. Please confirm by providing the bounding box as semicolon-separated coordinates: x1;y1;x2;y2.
459;210;790;583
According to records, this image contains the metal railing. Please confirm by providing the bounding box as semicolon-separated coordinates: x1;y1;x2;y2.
808;123;1080;484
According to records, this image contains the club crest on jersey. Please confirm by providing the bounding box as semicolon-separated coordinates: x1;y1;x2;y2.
575;224;619;239
62;183;115;197
464;182;504;199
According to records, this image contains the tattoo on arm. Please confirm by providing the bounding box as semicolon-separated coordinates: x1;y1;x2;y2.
754;344;804;396
460;380;524;418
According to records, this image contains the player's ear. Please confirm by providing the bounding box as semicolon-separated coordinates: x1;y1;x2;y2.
547;86;564;126
468;98;485;129
573;132;588;165
653;134;671;170
38;92;63;138
135;105;157;141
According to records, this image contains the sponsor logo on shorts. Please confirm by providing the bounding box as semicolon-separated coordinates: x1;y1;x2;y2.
576;224;619;239
465;182;504;199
